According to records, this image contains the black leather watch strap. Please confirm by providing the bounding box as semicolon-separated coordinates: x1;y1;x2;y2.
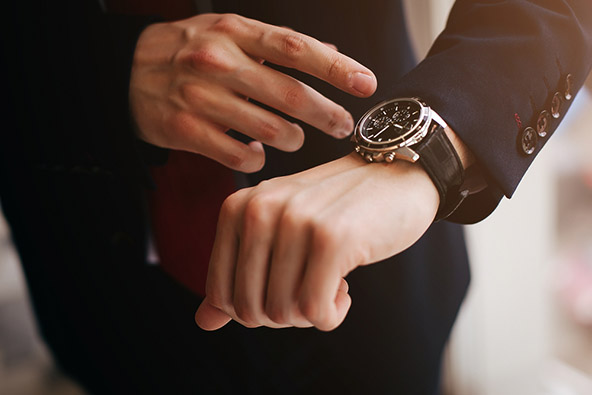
415;122;469;221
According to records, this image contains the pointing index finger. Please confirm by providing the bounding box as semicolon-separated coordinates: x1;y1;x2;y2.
212;14;377;97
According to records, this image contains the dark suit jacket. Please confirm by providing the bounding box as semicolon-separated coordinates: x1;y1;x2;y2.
1;1;591;394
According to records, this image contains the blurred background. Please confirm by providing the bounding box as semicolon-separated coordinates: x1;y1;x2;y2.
1;1;591;394
404;1;592;394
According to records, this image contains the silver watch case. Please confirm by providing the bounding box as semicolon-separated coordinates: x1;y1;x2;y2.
352;97;447;163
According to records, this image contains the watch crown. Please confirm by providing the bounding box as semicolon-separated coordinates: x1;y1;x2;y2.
385;152;395;163
364;153;374;162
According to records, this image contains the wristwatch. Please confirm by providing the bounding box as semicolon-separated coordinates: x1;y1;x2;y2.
351;97;469;221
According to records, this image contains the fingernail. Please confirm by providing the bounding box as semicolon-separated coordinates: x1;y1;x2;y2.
248;141;265;153
351;72;376;96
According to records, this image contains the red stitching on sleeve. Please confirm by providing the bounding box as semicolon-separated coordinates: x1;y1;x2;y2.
514;113;523;130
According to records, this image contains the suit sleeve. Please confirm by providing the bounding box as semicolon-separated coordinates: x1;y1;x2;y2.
389;0;592;223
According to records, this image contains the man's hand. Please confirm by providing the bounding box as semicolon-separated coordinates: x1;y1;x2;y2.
130;14;377;173
194;153;440;331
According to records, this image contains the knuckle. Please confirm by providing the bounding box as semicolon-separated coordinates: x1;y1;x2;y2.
280;194;314;229
255;179;274;191
243;194;275;229
283;85;305;109
255;120;280;143
223;148;248;170
210;14;242;34
243;199;264;226
281;33;306;59
187;44;235;73
181;25;197;43
279;206;304;231
326;55;345;80
255;28;269;47
326;108;344;131
220;192;243;217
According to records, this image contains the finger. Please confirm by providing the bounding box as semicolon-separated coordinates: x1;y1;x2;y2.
334;287;352;326
276;28;337;53
205;191;245;319
231;63;354;138
265;213;314;328
322;42;338;51
299;229;351;331
195;299;232;331
206;188;297;330
168;112;266;173
195;90;305;152
195;300;291;330
232;194;280;326
217;15;377;97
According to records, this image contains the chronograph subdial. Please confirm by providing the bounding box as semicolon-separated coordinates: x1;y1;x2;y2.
365;115;397;141
360;100;422;144
392;108;414;126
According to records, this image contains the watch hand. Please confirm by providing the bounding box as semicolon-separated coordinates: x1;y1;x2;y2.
373;124;390;138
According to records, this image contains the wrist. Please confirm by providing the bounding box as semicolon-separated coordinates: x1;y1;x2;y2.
444;125;474;169
443;125;488;195
348;152;440;218
350;97;470;220
397;160;440;215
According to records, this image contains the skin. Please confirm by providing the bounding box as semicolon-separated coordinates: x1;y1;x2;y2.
194;128;474;332
130;13;377;173
129;12;475;332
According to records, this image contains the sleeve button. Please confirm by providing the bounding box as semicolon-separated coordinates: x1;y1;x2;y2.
536;110;550;137
551;92;562;119
520;127;537;155
564;73;573;101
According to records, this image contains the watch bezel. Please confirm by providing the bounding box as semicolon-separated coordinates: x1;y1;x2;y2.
353;97;431;151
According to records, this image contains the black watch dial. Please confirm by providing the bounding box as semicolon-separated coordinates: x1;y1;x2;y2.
358;99;423;145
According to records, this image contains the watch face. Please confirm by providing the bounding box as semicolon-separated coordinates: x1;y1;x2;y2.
357;98;424;146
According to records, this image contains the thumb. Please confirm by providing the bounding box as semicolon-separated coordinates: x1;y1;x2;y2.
333;279;352;329
195;299;232;331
